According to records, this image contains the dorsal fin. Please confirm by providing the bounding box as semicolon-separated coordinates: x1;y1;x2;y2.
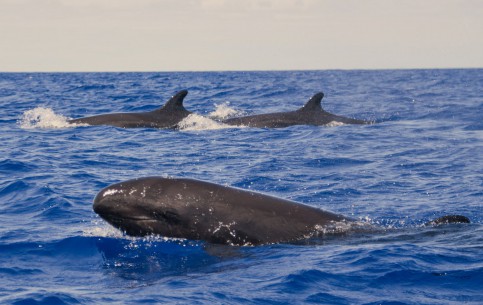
298;92;324;112
160;90;188;111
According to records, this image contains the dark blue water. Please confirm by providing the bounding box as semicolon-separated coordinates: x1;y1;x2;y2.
1;70;482;304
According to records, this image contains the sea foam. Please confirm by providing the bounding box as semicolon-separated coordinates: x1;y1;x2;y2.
19;107;74;129
178;103;243;131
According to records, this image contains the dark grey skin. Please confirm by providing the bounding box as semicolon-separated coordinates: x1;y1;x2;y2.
69;90;191;129
222;92;372;128
93;177;470;246
93;177;352;246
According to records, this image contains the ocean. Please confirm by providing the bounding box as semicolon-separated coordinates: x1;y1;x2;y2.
0;69;482;304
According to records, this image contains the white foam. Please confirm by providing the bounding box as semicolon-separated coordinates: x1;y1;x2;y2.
314;220;374;235
326;121;347;127
82;220;124;238
208;102;243;120
177;102;246;131
83;221;199;246
178;114;238;131
19;107;75;129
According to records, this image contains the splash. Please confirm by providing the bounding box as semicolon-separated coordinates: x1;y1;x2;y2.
19;107;75;129
82;220;124;238
177;103;245;131
178;114;238;131
83;220;198;246
208;102;244;120
313;220;375;236
326;121;347;127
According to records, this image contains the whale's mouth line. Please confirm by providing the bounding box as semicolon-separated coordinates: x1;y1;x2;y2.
99;214;155;223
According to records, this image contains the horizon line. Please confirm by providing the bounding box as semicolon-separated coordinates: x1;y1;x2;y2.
1;66;482;74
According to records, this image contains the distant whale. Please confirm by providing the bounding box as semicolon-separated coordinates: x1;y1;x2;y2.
93;177;470;246
222;92;372;128
69;90;191;129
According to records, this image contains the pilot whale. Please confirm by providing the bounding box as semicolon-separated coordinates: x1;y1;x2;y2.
222;92;372;128
69;90;191;129
93;177;470;246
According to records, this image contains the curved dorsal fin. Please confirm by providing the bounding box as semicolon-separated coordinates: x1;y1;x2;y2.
160;90;188;111
298;92;324;112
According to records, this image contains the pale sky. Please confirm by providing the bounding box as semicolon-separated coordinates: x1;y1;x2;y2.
1;0;482;72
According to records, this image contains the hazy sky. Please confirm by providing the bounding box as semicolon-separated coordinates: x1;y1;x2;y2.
1;0;482;72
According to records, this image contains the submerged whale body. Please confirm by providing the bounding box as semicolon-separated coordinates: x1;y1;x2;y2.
222;92;372;128
93;177;470;246
69;90;191;129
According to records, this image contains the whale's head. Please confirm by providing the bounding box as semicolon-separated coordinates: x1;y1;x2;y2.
93;177;193;237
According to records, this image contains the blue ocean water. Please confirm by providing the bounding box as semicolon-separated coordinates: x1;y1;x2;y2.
0;69;482;304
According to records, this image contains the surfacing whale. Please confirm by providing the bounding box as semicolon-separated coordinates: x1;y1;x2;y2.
69;90;191;129
222;92;372;128
93;177;470;246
